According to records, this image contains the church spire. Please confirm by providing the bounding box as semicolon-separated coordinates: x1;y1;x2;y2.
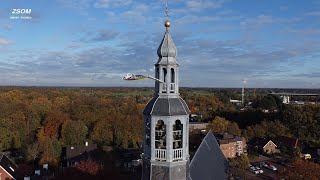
142;1;190;179
157;0;177;64
155;0;179;95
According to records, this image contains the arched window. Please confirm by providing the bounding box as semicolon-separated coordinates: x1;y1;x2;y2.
171;68;175;83
156;67;159;79
155;120;166;149
173;120;183;149
145;118;151;147
163;68;167;82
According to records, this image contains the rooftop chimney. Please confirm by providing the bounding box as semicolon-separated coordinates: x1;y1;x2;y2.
85;141;88;146
35;170;40;175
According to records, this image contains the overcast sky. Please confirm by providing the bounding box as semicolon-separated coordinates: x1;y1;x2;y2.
0;0;320;88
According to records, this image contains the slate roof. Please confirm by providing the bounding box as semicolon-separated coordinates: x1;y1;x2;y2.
157;29;177;59
215;133;244;144
0;154;19;179
143;97;190;116
190;132;229;180
63;144;98;163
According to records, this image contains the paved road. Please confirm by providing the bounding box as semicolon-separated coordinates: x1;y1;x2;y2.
231;155;289;179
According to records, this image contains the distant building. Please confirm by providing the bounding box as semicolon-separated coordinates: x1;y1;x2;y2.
0;154;18;180
230;99;242;106
189;114;199;122
248;138;279;154
280;95;290;104
189;122;208;132
215;134;247;158
23;164;54;180
62;142;99;168
114;149;142;172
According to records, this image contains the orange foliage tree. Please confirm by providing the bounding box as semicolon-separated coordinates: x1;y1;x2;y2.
278;160;320;180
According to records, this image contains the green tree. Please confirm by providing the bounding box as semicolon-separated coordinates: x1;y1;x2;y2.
238;154;250;170
245;124;266;140
253;95;278;110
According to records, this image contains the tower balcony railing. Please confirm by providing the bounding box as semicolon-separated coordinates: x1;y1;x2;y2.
173;130;182;136
155;149;166;161
170;83;175;92
161;83;167;93
173;148;183;160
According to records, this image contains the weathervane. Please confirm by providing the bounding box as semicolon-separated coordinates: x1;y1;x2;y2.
165;0;169;20
164;0;171;29
122;0;170;83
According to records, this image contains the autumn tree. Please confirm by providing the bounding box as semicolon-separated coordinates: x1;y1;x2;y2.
280;104;320;140
278;160;320;180
229;154;250;178
61;120;88;145
245;124;266;140
207;116;241;136
57;160;104;180
25;142;40;164
227;122;241;136
91;119;113;146
43;111;70;138
76;160;103;175
207;116;229;133
0;118;14;151
36;127;61;167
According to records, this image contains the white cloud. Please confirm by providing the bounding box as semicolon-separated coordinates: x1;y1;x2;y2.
0;38;13;45
186;0;225;11
58;0;92;10
104;3;151;25
305;11;320;16
2;24;12;31
285;28;320;35
176;15;220;25
94;0;132;8
240;15;273;28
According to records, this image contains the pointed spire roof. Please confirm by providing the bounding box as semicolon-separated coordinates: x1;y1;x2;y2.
157;29;177;59
156;0;177;65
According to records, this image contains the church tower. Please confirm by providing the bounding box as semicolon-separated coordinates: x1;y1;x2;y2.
142;2;191;180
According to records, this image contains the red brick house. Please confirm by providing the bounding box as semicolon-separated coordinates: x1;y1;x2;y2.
215;133;247;158
0;154;18;180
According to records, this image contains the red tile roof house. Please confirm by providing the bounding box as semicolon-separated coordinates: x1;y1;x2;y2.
0;154;19;180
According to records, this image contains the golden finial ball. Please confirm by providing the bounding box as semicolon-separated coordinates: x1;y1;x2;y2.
164;20;171;27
